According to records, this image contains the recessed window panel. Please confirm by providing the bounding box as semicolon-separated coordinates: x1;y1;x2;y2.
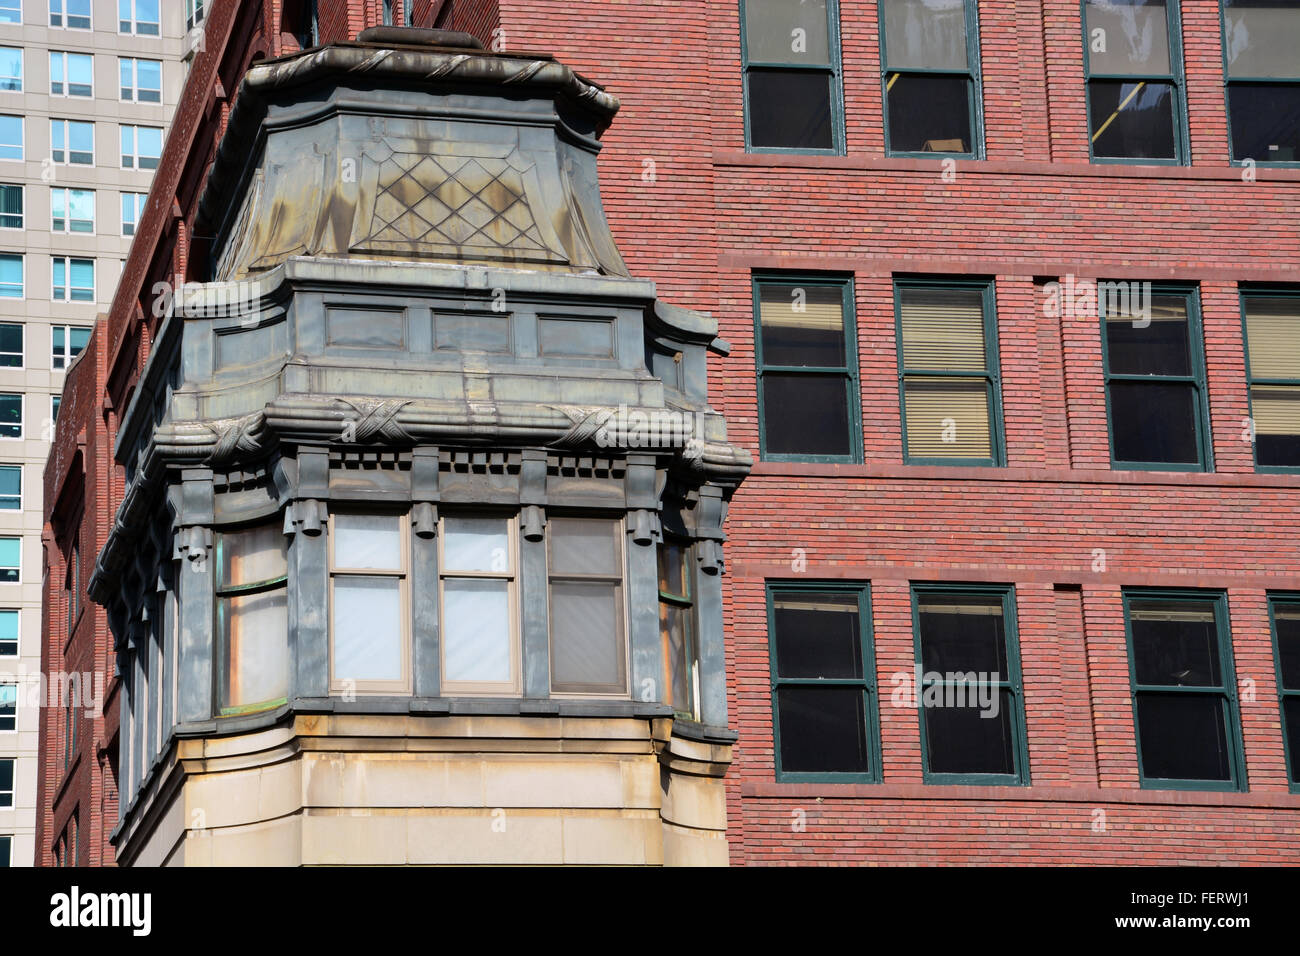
443;517;509;572
761;373;852;457
1089;80;1178;160
744;0;831;64
776;685;870;774
1104;299;1192;375
1108;381;1200;464
1136;693;1232;781
742;0;841;152
881;0;969;70
1085;0;1172;75
1223;1;1300;78
1129;598;1222;686
923;691;1015;775
886;73;973;154
759;283;848;368
443;578;510;683
333;576;402;681
772;592;862;680
917;593;1009;676
1227;84;1300;163
748;69;834;150
551;581;622;688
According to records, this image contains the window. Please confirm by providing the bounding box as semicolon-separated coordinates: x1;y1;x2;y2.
0;465;18;508
1222;0;1300;164
0;537;17;581
52;326;90;369
120;0;159;35
216;523;290;715
753;275;859;461
1124;590;1244;790
121;191;146;236
0;681;14;730
0;835;10;866
329;513;409;693
0;757;11;807
0;0;18;26
0;184;21;228
120;125;162;170
740;0;843;152
0;324;19;367
51;119;93;166
63;695;75;769
1102;285;1209;469
0;47;20;92
382;0;393;26
0;396;19;438
880;0;982;156
548;517;626;694
51;395;60;422
0;608;15;655
439;516;518;693
52;257;94;302
768;584;878;780
185;0;203;31
51;188;94;234
0;115;21;160
50;51;92;97
1268;595;1300;790
66;539;78;634
119;58;161;103
0;255;18;298
896;278;1004;465
283;0;319;49
50;0;89;29
658;538;697;718
1242;290;1300;469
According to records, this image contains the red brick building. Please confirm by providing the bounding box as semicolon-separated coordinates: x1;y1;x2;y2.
39;0;1300;865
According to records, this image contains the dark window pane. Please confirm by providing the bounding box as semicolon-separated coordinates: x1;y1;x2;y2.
1249;385;1300;466
918;593;1008;676
758;283;846;367
1136;692;1232;781
1227;84;1300;163
1104;300;1191;375
773;592;862;679
923;689;1015;775
1258;432;1300;468
1286;697;1300;783
748;69;834;150
886;73;972;153
1089;80;1177;160
761;372;851;457
1274;605;1300;689
1109;381;1200;464
1129;599;1222;686
776;686;869;773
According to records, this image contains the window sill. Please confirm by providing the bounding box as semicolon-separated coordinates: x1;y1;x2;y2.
748;460;1300;488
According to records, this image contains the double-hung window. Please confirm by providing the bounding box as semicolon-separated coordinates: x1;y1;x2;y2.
753;274;859;461
0;395;18;438
0;184;20;228
1102;284;1210;469
439;516;518;694
658;538;698;719
0;465;19;509
185;0;204;32
0;608;15;655
121;192;146;236
50;51;92;97
1242;290;1300;469
0;681;15;730
896;278;1003;465
0;115;22;161
0;537;16;581
880;0;983;157
0;255;17;298
51;119;93;166
769;583;878;780
1268;594;1300;790
1124;590;1244;790
1222;0;1300;164
0;324;19;366
51;257;94;302
216;524;289;715
0;1;18;26
119;0;159;35
329;514;409;693
0;48;20;92
741;0;843;152
50;0;89;29
120;125;162;170
52;325;89;369
51;188;94;234
548;518;627;694
0;757;11;806
119;58;161;103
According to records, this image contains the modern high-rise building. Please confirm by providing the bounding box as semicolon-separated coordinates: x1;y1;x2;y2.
0;0;190;866
39;0;1300;866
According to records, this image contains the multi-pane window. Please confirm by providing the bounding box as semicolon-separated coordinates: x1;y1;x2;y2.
185;0;204;31
50;0;90;29
216;523;290;715
0;255;18;298
0;682;15;730
120;124;162;169
0;47;20;92
0;608;15;655
0;395;20;438
0;758;11;807
51;119;93;165
548;517;626;694
52;257;94;302
912;585;1028;784
50;51;92;97
1222;0;1300;164
880;0;982;156
1242;291;1300;469
896;278;1003;465
382;0;393;26
0;184;21;228
1268;595;1300;789
51;188;94;234
0;115;22;160
741;0;843;152
658;538;698;719
0;465;19;509
0;1;18;26
439;516;517;693
119;58;161;103
284;0;319;49
0;537;17;581
118;0;158;35
1124;590;1244;790
0;324;19;366
329;514;409;693
768;584;878;780
121;191;146;236
1102;285;1209;469
1083;0;1186;162
52;326;89;369
753;275;859;461
51;395;60;422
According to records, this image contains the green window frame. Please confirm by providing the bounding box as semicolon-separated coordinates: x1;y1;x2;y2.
879;0;984;159
1100;283;1212;471
911;583;1029;785
1267;593;1300;792
1240;287;1300;472
1082;0;1189;165
895;277;1004;466
1220;1;1300;167
1123;589;1246;791
752;273;861;463
768;582;880;783
739;0;845;154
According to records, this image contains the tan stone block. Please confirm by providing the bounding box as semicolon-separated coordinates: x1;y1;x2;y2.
257;758;306;819
483;756;624;808
620;756;661;810
660;770;727;831
662;820;729;867
209;816;303;866
407;810;564;864
187;768;263;828
561;812;662;865
302;811;404;866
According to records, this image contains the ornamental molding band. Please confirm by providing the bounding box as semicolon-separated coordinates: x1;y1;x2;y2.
97;28;749;868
